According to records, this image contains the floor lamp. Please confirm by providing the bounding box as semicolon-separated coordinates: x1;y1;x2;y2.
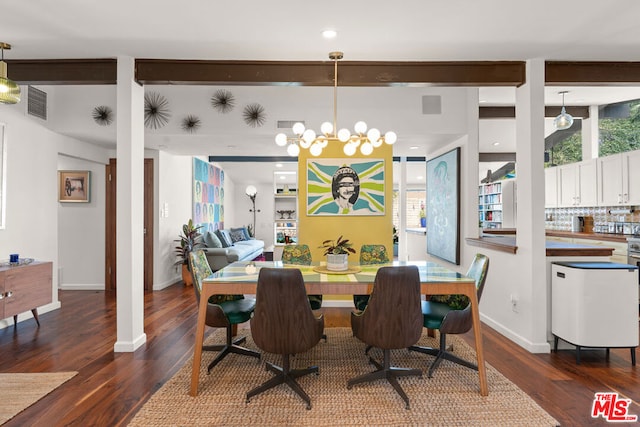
245;185;260;237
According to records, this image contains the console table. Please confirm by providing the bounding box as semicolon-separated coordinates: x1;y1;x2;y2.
0;261;53;326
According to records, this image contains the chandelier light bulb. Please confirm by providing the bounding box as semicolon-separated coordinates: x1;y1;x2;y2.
354;121;367;134
292;122;306;135
309;143;323;156
301;129;316;148
367;128;381;143
338;128;351;142
360;141;374;155
275;133;288;146
320;122;333;135
287;143;300;157
384;131;397;145
343;142;357;156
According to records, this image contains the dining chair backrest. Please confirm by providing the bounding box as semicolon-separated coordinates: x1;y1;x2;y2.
281;244;312;265
359;244;390;265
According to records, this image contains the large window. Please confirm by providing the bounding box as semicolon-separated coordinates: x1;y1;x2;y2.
392;189;426;230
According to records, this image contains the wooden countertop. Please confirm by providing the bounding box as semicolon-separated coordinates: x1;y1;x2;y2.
466;235;615;256
482;228;630;243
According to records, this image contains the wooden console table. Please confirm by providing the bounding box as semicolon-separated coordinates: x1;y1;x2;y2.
0;261;53;326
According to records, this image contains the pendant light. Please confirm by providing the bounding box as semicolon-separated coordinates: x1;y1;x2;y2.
554;91;573;130
0;42;21;105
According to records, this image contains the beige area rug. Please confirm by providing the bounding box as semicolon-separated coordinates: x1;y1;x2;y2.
0;371;77;424
130;328;558;426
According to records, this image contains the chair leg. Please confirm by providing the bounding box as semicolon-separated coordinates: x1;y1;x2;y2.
347;348;422;410
246;354;319;410
426;333;477;378
206;325;260;373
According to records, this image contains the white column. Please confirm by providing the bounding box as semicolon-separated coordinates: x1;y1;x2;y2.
114;56;147;352
582;105;600;160
398;157;408;261
465;88;480;244
515;59;548;349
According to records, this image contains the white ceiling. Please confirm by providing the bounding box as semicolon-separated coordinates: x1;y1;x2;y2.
4;0;640;184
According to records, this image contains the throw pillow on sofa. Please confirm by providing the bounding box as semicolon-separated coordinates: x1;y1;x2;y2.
203;231;223;248
229;228;247;243
215;229;233;248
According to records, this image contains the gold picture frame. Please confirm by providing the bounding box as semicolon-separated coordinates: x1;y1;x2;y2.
58;170;91;203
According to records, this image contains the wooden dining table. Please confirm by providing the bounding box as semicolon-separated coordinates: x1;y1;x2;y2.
190;260;488;397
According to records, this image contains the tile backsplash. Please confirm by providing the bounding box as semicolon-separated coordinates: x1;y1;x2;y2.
545;206;640;234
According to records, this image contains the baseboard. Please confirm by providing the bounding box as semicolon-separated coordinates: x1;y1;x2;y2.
58;283;103;291
114;333;147;352
480;313;551;354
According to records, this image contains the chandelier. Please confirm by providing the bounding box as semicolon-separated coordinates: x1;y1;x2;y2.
0;42;21;105
275;52;396;157
554;90;573;130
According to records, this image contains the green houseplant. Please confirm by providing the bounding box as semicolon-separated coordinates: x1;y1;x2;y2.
175;219;205;286
319;235;356;271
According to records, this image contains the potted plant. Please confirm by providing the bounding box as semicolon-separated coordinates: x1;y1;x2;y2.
174;219;205;286
319;235;356;271
393;226;399;257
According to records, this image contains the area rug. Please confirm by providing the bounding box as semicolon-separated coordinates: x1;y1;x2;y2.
129;328;558;426
0;371;77;424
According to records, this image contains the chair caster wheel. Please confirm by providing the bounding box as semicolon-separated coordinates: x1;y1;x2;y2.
347;385;352;390
306;404;312;410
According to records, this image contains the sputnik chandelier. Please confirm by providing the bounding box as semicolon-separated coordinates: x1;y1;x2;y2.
275;51;397;157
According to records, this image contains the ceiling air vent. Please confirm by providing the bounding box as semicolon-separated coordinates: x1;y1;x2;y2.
27;86;47;121
277;120;304;129
422;95;441;115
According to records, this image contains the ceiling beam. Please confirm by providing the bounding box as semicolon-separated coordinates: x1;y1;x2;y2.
7;59;117;85
479;153;516;162
546;61;640;85
479;105;590;119
135;59;526;86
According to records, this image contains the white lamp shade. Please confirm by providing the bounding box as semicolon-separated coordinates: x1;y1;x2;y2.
245;185;257;197
320;121;333;135
354;121;367;134
384;131;397;144
287;143;300;156
275;133;288;146
343;142;357;156
292;122;306;135
338;128;351;142
309;143;323;156
360;141;374;155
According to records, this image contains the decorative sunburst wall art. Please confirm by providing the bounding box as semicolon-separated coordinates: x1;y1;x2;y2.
144;92;171;129
243;103;266;128
181;115;202;133
92;105;114;126
211;89;235;114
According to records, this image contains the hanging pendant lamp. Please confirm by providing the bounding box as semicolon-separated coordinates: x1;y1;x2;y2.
554;91;573;130
0;42;21;105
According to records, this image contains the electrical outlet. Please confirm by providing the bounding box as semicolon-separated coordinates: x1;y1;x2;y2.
510;294;519;313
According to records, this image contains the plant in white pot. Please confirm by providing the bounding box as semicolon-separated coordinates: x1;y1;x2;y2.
319;235;356;271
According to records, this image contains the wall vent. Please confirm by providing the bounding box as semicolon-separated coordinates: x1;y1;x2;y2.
27;86;47;121
277;120;304;129
422;95;441;115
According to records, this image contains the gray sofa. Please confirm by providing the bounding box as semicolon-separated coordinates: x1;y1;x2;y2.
202;228;264;272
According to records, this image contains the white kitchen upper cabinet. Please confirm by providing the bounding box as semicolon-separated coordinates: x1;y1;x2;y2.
545;167;558;208
557;159;597;207
598;149;640;206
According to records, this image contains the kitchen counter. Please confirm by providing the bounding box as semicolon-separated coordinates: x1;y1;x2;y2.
482;228;630;243
466;235;615;256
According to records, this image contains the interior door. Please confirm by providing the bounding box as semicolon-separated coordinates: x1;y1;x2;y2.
105;158;154;291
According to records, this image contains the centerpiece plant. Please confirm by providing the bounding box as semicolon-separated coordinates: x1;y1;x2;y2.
319;235;356;271
174;219;205;286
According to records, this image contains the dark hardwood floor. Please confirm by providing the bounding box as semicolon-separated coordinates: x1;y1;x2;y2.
1;284;638;426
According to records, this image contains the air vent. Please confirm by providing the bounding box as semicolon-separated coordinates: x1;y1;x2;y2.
277;120;304;129
27;86;47;121
422;95;441;115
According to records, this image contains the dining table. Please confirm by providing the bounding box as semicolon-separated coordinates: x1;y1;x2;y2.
190;260;488;397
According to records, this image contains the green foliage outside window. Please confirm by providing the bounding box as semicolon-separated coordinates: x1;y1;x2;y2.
546;99;640;167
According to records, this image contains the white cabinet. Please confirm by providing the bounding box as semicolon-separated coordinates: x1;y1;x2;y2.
273;171;298;246
598;150;640;206
545;167;559;208
478;179;516;229
557;159;597;207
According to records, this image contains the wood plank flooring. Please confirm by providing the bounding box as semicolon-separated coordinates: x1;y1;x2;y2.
0;283;638;426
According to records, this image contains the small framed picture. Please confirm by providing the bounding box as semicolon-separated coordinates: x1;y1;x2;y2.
58;170;91;203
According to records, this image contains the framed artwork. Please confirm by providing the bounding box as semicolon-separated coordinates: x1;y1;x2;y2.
193;158;224;233
58;170;91;203
426;147;460;265
307;158;385;216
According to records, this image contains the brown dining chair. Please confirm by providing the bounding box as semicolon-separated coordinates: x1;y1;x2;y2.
347;265;423;409
246;267;325;410
188;250;260;373
409;253;490;378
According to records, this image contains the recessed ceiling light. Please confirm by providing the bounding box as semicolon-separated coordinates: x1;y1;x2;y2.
492;142;500;146
416;175;424;180
409;146;419;150
275;163;283;168
322;29;337;39
479;100;487;103
227;145;236;149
